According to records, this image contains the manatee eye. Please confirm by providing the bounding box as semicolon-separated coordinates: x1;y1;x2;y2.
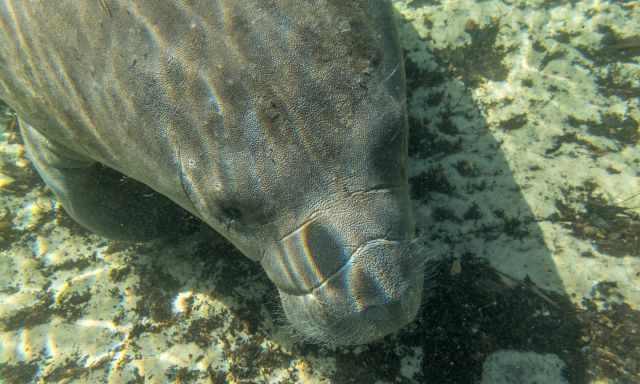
219;204;243;228
216;199;276;230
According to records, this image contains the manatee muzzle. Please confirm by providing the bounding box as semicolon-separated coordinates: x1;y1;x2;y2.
263;233;423;345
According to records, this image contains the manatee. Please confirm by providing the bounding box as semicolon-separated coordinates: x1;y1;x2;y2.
0;0;423;345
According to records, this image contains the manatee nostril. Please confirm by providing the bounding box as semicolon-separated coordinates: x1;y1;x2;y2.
220;205;243;221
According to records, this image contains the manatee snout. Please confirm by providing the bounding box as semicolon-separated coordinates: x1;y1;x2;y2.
261;192;421;345
280;239;423;345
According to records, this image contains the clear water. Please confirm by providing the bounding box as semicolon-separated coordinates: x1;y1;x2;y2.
0;1;638;383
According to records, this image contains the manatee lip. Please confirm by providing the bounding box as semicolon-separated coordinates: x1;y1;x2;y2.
275;238;424;344
273;237;415;297
279;267;424;345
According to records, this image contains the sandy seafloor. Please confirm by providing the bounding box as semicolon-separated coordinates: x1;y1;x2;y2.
0;1;639;383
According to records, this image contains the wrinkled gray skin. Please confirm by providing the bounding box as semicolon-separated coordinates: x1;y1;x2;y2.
0;0;422;345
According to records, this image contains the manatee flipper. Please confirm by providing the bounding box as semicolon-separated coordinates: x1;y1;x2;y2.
19;120;188;241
